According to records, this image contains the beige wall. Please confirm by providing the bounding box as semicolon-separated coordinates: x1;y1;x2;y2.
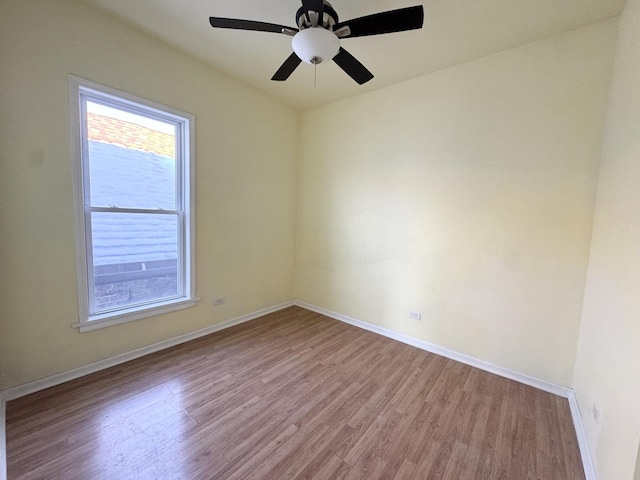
0;0;299;389
296;20;617;386
573;0;640;478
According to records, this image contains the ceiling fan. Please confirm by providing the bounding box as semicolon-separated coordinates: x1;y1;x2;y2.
209;1;424;85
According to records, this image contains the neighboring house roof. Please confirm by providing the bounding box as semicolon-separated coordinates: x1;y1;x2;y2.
89;139;177;266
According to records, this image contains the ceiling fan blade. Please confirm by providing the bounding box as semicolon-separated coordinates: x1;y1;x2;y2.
301;0;324;26
333;5;424;38
209;17;298;35
272;53;303;81
333;47;374;85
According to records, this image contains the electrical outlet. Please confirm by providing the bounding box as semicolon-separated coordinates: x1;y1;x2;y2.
592;403;600;423
214;296;225;306
409;311;422;321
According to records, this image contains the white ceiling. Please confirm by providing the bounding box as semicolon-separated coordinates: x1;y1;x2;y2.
81;0;625;111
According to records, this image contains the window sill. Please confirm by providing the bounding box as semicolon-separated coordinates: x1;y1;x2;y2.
72;297;200;332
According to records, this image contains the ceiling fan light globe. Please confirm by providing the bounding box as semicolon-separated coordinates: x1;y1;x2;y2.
292;27;340;65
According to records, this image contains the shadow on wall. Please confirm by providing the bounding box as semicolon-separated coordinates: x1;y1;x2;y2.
635;440;640;480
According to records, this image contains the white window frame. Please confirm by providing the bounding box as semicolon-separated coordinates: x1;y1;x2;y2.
69;76;197;332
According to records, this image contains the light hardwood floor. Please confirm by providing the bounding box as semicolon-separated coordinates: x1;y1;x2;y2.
6;306;585;479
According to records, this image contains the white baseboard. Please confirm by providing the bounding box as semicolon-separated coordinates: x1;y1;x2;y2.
0;397;6;480
568;390;598;480
294;300;572;398
0;301;294;402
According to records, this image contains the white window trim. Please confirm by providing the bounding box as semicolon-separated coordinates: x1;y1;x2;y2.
69;75;197;332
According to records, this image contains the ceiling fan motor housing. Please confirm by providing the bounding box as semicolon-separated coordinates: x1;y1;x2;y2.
296;1;339;29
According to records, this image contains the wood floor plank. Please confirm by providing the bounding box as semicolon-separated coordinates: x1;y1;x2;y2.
6;306;585;480
300;453;351;480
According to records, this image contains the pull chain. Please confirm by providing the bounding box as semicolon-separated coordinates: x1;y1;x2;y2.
310;56;320;88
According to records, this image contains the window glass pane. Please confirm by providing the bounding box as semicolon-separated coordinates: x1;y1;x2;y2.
86;101;177;210
90;212;179;313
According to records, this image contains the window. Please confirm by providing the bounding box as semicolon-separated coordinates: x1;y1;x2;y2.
70;76;196;332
